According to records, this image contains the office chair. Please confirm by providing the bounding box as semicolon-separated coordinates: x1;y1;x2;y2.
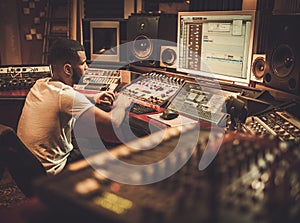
0;124;46;197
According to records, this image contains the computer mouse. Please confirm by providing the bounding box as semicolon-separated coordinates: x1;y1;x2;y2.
160;109;179;120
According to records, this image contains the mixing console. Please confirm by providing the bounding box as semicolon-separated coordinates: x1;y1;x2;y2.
74;68;121;92
119;72;184;113
34;125;300;223
164;81;230;126
0;65;51;90
243;101;300;141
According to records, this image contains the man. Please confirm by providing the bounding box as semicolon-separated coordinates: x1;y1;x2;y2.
17;38;130;175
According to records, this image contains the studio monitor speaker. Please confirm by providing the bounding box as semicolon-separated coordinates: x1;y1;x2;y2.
160;46;177;69
127;14;177;67
263;15;300;94
251;54;266;83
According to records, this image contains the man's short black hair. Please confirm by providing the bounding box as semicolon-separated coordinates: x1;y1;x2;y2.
48;38;85;66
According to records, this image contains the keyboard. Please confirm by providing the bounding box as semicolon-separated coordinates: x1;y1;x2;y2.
129;103;157;114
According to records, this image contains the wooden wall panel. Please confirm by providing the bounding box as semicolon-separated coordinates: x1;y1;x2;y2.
0;0;47;65
17;0;47;64
0;0;22;65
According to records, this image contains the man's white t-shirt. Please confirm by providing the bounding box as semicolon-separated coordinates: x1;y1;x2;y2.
17;78;94;175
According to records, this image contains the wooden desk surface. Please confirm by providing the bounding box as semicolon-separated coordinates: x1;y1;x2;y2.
0;89;29;99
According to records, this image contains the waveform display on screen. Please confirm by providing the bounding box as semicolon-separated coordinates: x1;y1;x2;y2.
177;11;257;85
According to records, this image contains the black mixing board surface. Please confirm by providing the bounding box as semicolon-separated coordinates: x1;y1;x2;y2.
243;100;300;141
34;125;300;223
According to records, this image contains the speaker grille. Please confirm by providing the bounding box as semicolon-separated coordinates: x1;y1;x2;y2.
161;48;176;66
252;56;266;79
132;35;153;60
271;44;295;78
160;46;177;68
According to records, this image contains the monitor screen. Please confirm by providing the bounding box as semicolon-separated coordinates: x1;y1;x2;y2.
90;21;120;62
177;11;257;85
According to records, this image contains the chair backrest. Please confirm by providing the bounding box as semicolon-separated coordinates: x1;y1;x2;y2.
0;124;46;197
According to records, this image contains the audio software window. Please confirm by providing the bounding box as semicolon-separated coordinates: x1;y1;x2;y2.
177;11;256;85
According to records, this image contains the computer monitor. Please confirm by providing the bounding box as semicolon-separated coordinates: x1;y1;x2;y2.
90;21;120;62
177;10;257;85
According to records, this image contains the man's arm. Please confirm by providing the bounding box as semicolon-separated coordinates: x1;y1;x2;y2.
76;94;131;142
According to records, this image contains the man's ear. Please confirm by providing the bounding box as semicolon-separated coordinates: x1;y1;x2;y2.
64;64;72;77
